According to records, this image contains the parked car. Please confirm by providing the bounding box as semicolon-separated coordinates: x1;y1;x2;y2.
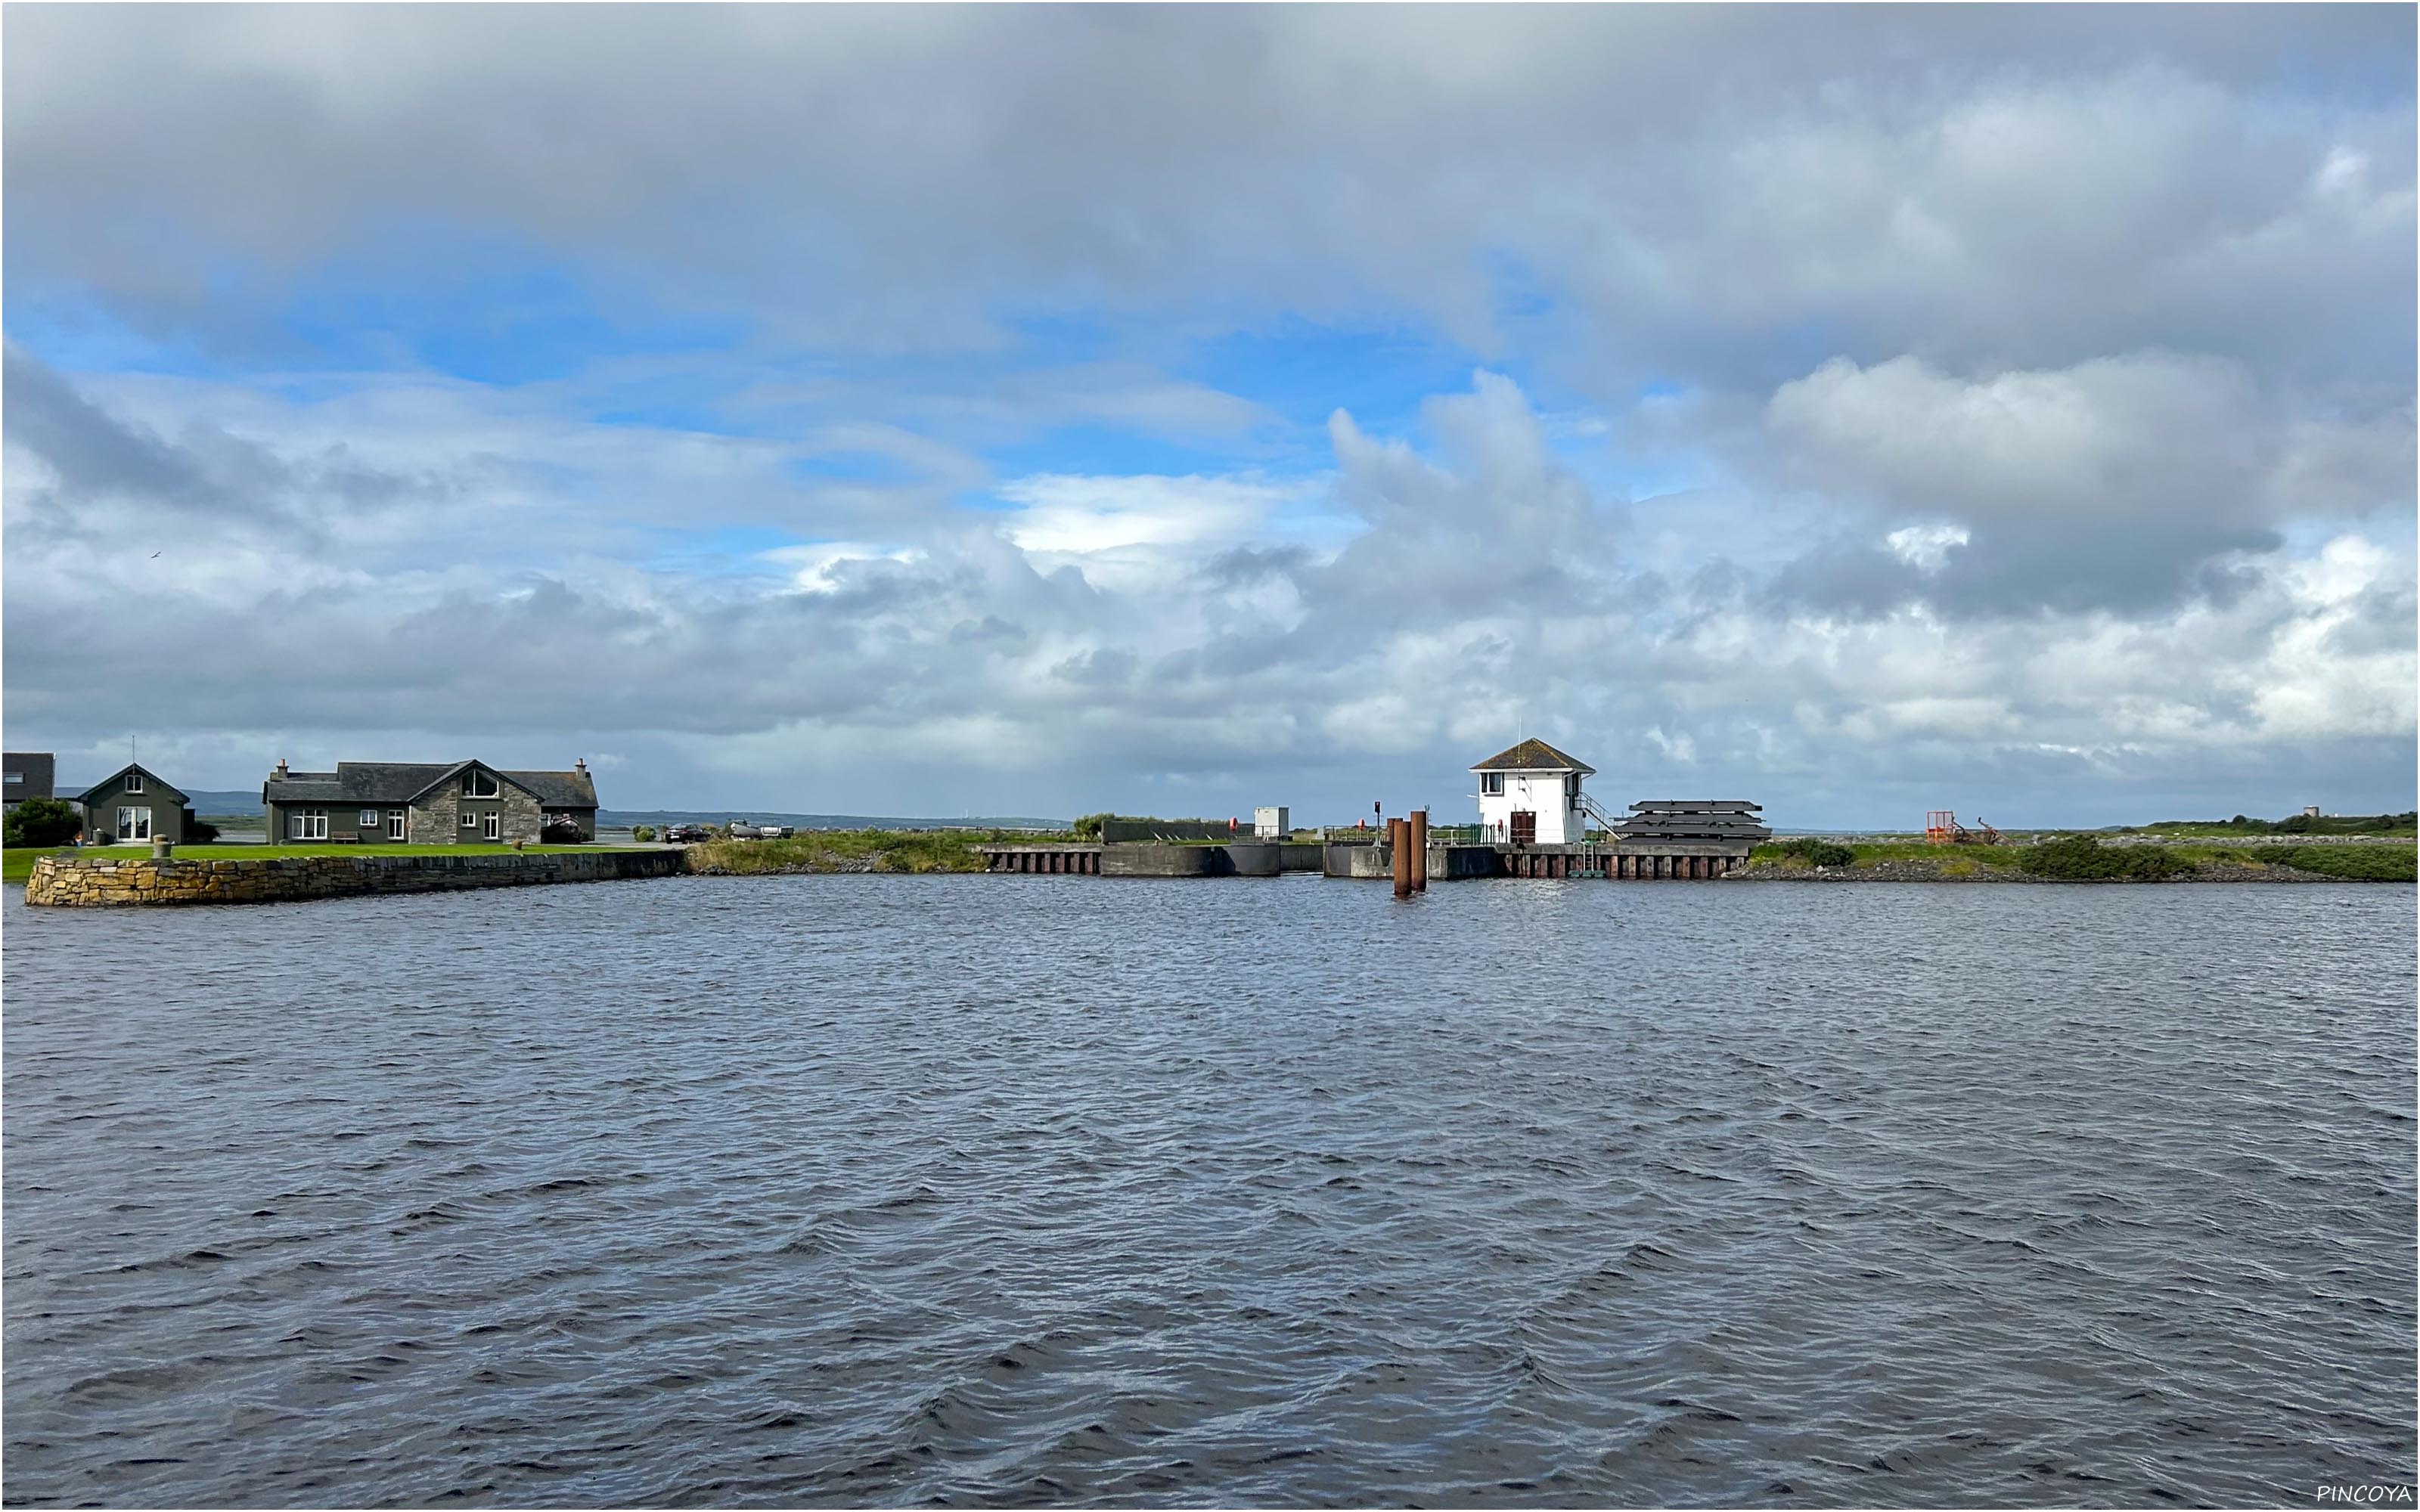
727;823;796;840
660;824;712;844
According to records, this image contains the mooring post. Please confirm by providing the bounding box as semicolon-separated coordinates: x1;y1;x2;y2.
1410;809;1428;891
1391;818;1411;897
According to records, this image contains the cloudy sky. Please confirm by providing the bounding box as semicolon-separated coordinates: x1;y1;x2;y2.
5;5;2412;825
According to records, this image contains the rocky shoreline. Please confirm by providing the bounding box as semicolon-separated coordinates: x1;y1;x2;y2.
1736;859;2349;883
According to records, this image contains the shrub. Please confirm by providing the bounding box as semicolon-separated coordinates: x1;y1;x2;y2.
1773;837;1855;868
2268;845;2416;882
2018;835;2186;881
631;825;656;842
1072;813;1112;841
4;798;80;847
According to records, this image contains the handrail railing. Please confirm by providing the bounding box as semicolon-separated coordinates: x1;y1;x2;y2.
1575;791;1624;835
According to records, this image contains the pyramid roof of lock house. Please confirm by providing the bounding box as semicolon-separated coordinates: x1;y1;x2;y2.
1470;739;1596;775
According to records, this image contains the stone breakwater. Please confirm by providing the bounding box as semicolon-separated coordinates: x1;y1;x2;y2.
23;850;687;907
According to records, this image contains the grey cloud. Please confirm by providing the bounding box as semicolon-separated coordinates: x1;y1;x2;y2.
5;8;2409;391
2323;580;2420;660
1759;352;2385;615
4;344;211;502
0;343;324;545
1050;646;1140;689
1200;545;1311;590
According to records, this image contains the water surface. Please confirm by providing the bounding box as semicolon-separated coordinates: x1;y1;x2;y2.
5;876;2413;1505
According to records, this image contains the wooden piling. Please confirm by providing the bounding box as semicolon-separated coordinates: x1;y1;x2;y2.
1410;810;1428;891
1391;819;1411;897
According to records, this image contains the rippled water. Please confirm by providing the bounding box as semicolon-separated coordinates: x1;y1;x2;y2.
5;876;2413;1507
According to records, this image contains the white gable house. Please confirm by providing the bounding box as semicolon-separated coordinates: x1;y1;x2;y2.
1472;738;1596;845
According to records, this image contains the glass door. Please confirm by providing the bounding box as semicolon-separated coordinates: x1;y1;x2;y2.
483;811;501;841
387;810;405;841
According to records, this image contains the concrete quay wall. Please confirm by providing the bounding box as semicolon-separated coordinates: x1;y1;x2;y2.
1432;844;1505;879
24;849;687;907
1326;842;1395;878
1325;843;1504;879
1100;844;1227;878
1092;842;1324;878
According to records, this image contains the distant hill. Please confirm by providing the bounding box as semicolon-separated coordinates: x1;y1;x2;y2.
185;789;268;815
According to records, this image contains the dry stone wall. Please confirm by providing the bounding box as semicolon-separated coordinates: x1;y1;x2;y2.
25;850;685;907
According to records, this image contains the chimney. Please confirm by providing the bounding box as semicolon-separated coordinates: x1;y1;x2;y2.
574;758;588;776
274;758;288;779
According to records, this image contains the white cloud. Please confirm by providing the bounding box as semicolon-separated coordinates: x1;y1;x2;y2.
1886;524;1969;572
1000;473;1319;556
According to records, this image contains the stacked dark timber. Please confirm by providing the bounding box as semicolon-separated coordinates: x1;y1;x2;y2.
1609;800;1772;844
1605;801;1769;878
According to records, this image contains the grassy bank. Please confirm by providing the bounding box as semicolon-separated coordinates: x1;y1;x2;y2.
2137;811;2417;838
1748;836;2415;882
1753;839;2023;871
2;842;630;887
684;829;1049;875
2249;844;2419;881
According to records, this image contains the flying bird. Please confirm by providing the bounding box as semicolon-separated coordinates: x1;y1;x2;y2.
150;550;161;558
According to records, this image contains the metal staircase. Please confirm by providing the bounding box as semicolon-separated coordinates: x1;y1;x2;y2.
1576;791;1623;837
1571;792;1621;877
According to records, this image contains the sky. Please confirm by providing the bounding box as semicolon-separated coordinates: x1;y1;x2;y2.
3;5;2413;826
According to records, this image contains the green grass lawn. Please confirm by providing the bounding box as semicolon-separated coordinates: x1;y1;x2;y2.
685;830;1005;874
2;842;638;886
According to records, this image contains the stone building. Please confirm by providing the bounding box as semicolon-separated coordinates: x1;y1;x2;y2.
262;758;600;844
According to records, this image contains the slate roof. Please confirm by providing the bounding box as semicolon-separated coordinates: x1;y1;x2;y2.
507;770;600;808
76;763;188;805
1470;738;1595;775
265;761;598;809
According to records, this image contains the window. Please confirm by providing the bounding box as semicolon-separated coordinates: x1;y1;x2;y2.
288;808;327;840
461;769;499;798
359;809;380;828
4;773;20;786
461;810;479;827
116;807;152;841
387;810;405;841
1481;773;1504;795
1566;775;1580;802
483;812;501;841
124;772;143;794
